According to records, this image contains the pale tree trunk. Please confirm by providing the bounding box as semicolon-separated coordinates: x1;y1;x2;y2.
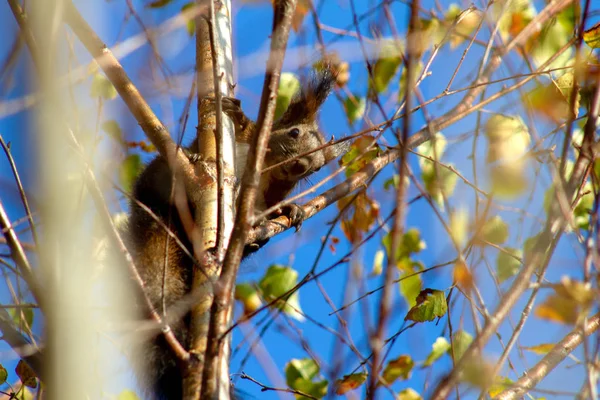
183;0;236;399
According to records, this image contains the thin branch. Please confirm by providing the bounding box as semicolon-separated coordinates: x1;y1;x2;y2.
496;312;600;400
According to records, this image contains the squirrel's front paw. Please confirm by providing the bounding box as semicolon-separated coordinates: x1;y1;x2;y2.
276;204;305;232
183;148;202;163
204;96;244;122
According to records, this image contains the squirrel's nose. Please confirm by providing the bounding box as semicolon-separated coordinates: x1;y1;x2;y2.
289;158;310;176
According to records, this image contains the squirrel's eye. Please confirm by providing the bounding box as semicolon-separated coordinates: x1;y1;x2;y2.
288;128;300;138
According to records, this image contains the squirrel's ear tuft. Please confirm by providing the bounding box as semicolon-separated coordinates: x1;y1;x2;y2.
324;137;351;162
276;67;337;127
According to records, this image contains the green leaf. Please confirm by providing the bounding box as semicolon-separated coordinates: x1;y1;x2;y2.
448;330;473;361
422;163;458;207
405;289;447;322
398;388;423;400
101;120;123;143
423;337;451;366
370;42;403;93
343;95;366;123
285;358;328;399
334;372;367;395
496;248;522;283
181;3;196;36
120;154;143;193
382;228;425;264
399;273;422;308
259;265;304;321
9;307;34;329
90;73;117;100
341;136;380;177
286;358;320;384
0;364;7;385
235;283;262;314
583;22;600;48
275;73;301;120
15;360;36;388
416;132;447;168
383;175;399;190
479;216;509;245
530;16;573;69
382;355;414;384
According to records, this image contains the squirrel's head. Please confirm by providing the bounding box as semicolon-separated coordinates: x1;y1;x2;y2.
267;67;349;181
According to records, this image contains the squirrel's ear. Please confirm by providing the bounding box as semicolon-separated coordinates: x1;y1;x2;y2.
324;137;351;162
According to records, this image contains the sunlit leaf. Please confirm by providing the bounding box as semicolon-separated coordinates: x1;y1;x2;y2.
524;72;580;121
181;3;196;36
259;265;304;321
485;114;530;154
423;337;451;366
235;283;262;315
488;377;514;397
285;358;328;399
382;228;426;264
453;259;473;291
448;330;473;361
478;216;509;245
446;6;482;48
341;136;381;177
0;364;7;385
397;388;423;400
9;307;34;329
371;249;385;276
523;343;555;355
343;95;366;124
117;390;140;400
496;248;522;283
405;289;447;322
416;132;447;168
489;164;529;198
275;73;301;121
334;372;367;394
370;41;403;93
90;73;117;100
399;272;423;308
583;22;600;48
101;120;124;143
339;191;379;243
535;292;579;325
120;154;143;193
450;209;468;247
381;355;414;384
528;15;573;69
422;163;458;206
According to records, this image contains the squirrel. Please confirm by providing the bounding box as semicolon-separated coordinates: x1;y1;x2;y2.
125;67;348;400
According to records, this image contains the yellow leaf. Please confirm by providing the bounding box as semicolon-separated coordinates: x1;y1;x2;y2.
583;22;600;49
535;293;579;325
334;372;367;395
453;259;473;291
523;343;555;355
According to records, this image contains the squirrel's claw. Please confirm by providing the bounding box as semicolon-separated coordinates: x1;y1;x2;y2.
184;148;202;163
280;204;305;232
